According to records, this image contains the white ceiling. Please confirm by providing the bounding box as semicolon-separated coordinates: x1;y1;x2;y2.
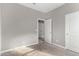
20;3;64;13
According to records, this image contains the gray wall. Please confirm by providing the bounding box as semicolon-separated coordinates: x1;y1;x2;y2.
1;3;45;51
46;3;79;47
0;4;2;51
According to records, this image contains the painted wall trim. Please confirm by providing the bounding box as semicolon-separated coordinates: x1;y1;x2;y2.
52;43;65;49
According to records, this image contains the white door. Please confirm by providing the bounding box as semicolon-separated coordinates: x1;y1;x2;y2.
45;19;52;44
65;11;79;53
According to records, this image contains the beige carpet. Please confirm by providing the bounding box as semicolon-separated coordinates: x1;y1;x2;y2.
1;46;52;56
25;50;52;56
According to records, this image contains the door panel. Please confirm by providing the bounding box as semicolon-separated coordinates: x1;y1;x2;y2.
65;11;79;53
45;19;52;44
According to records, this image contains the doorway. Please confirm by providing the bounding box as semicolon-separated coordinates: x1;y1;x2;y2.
38;20;45;41
37;18;52;44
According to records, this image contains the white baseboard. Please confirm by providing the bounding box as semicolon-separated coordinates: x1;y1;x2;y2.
52;43;65;49
0;43;38;54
